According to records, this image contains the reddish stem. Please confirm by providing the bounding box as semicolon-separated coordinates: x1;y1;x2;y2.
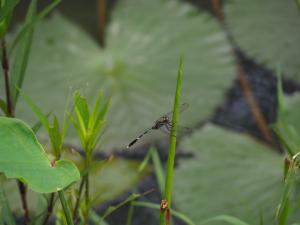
211;0;223;20
18;181;30;224
42;193;55;225
1;39;13;116
237;63;275;145
97;0;106;47
160;199;170;225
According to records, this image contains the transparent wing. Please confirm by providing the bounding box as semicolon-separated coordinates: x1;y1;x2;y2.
159;122;192;136
164;103;189;118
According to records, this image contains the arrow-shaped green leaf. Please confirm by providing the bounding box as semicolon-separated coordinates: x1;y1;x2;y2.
0;116;80;193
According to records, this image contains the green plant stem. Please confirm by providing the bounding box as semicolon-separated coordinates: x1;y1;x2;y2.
83;155;91;225
58;190;74;225
125;201;134;225
160;57;183;225
134;201;195;225
84;173;90;224
72;176;85;221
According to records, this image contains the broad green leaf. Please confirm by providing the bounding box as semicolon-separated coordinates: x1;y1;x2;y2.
224;0;300;80
1;154;148;216
0;117;80;193
4;0;234;150
173;125;300;224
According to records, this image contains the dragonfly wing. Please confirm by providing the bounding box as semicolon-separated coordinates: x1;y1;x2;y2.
166;122;192;135
164;103;189;118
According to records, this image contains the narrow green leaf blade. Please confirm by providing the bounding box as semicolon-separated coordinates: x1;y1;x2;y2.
73;91;90;128
49;115;62;157
10;0;37;106
0;98;7;115
0;0;19;38
151;147;164;194
10;0;61;52
0;187;16;225
21;91;50;131
0;0;19;22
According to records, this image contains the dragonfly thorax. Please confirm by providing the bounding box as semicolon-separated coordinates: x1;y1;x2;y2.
152;116;170;130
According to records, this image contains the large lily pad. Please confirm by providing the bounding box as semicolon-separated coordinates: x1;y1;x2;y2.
174;124;300;224
1;0;234;150
0;117;80;193
224;0;300;80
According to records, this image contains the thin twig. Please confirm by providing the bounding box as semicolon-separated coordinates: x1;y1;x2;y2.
18;181;30;224
97;0;106;47
42;193;55;225
1;39;13;116
73;176;85;221
211;0;223;20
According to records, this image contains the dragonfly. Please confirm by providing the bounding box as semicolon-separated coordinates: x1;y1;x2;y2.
126;103;190;149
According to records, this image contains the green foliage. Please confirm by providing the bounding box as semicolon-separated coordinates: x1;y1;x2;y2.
133;201;196;225
273;72;300;157
70;91;109;159
139;146;164;194
0;0;19;38
58;190;74;225
0;117;80;193
9;0;36;109
159;57;184;225
9;0;61;109
86;158;149;206
1;156;148;215
224;0;300;80
272;76;300;225
4;0;235;150
21;91;70;159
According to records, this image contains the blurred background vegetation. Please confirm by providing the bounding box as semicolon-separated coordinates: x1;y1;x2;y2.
1;0;300;224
